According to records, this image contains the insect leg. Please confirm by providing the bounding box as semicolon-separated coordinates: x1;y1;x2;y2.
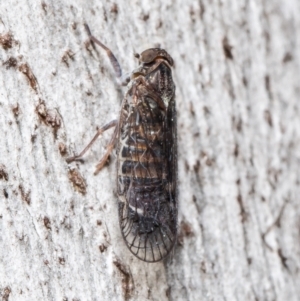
94;121;119;175
66;119;118;164
84;23;129;85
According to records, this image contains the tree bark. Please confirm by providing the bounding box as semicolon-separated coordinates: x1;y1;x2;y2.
1;0;300;300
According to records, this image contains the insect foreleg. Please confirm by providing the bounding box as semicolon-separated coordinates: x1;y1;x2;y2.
84;23;129;86
66;119;118;164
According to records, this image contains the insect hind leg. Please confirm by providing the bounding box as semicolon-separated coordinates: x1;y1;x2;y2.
66;119;118;174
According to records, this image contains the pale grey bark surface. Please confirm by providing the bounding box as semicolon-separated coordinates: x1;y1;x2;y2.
1;0;300;300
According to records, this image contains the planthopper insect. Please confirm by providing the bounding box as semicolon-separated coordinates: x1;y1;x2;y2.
67;24;177;262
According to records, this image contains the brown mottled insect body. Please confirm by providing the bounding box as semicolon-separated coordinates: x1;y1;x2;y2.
117;62;177;261
67;25;177;262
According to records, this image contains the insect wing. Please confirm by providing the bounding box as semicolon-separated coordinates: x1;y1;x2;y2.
117;92;177;262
